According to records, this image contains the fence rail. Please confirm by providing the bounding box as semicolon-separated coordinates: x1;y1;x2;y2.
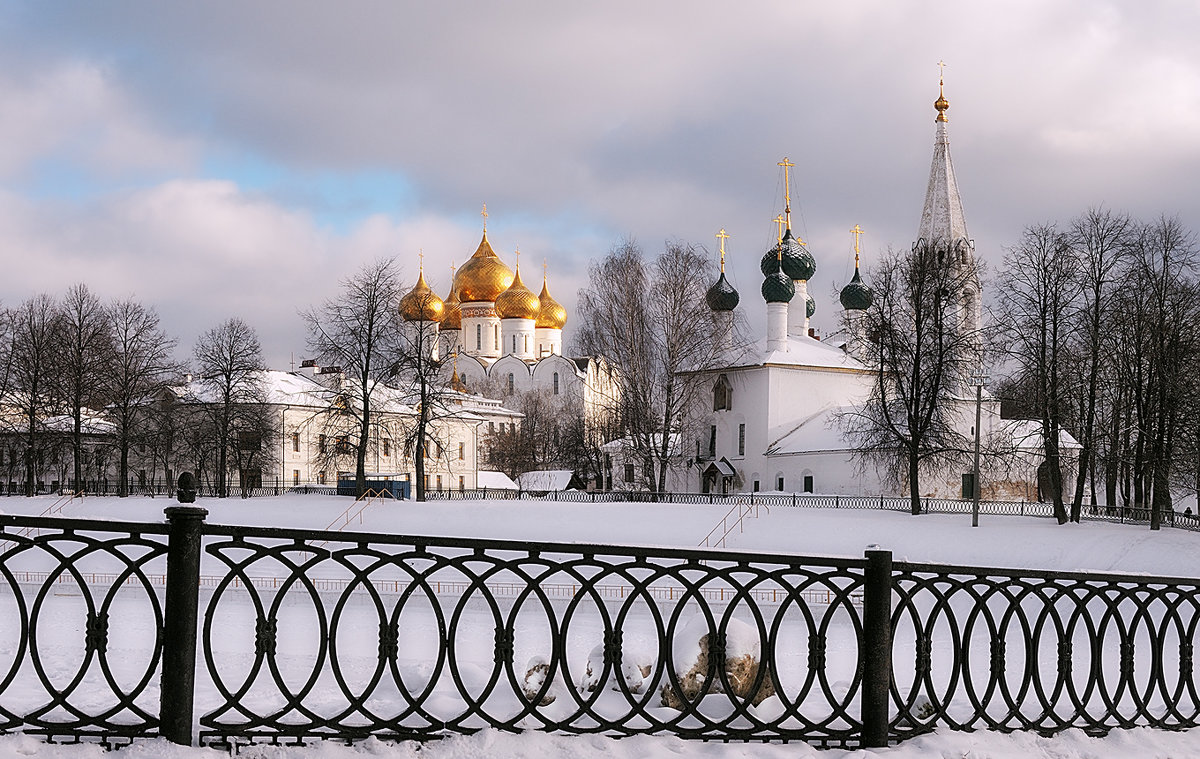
0;510;1198;750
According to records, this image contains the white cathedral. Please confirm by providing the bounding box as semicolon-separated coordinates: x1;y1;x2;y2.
676;81;1067;499
396;212;616;435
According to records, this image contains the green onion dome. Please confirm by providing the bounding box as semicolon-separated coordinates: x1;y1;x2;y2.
760;229;816;281
839;266;874;311
706;272;740;312
761;259;796;303
806;293;816;318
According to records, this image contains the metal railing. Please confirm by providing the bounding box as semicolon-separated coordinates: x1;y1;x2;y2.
1;510;1199;749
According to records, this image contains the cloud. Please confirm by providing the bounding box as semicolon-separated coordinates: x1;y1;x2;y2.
0;61;197;184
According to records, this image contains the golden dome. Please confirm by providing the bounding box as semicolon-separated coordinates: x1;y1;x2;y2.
536;277;567;329
455;232;514;303
399;270;445;322
935;82;949;122
441;280;462;330
496;265;540;320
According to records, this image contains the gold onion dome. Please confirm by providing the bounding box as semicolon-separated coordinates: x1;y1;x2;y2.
495;264;540;320
935;85;949;122
441;281;462;330
536;277;568;329
399;270;445;322
455;232;514;303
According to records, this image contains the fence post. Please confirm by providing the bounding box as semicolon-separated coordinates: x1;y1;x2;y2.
861;547;893;748
160;506;208;745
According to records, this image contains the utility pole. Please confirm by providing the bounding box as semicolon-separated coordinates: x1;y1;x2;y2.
970;370;989;527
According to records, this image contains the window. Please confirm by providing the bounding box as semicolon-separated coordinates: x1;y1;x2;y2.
512;335;517;353
336;435;351;454
458;442;465;460
318;471;326;484
293;469;300;486
489;421;495;434
624;463;635;483
436;475;443;491
713;374;732;411
494;324;499;350
507;373;514;395
523;335;528;353
476;324;482;350
318;434;326;453
753;480;760;492
553;372;559;395
459;476;465;491
777;476;784;491
292;433;300;452
383;438;391;457
738;424;745;456
803;475;813;493
708;425;717;458
962;473;975;499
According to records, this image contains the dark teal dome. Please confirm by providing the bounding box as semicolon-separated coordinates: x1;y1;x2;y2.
761;229;816;281
706;271;740;312
761;258;795;303
839;267;874;311
806;293;816;318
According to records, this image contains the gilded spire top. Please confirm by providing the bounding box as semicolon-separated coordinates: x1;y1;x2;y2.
850;224;864;267
716;228;730;273
935;61;950;122
778;157;795;230
481;203;488;234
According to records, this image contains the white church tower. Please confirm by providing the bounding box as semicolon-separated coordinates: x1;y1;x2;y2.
916;67;983;342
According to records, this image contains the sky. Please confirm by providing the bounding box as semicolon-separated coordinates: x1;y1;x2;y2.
0;2;1198;368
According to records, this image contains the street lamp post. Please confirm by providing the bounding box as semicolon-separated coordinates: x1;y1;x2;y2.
970;370;989;528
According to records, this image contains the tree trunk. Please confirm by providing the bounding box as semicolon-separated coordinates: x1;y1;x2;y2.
908;451;921;515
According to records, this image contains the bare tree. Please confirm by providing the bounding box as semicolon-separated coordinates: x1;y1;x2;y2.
108;299;179;496
842;244;982;514
574;240;725;494
393;314;452;502
997;224;1080;524
1065;208;1133;520
301;259;404;497
192;318;268;497
9;294;60;496
53;284;113;493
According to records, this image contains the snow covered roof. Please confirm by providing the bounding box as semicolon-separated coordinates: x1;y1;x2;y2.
477;470;518;490
719;335;869;373
516;470;579;491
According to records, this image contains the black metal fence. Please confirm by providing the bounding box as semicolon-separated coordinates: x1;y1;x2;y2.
1;509;1199;749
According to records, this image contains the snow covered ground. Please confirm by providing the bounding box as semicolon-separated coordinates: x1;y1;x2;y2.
2;491;1200;757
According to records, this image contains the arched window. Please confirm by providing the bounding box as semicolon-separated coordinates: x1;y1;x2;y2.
512;334;517;354
713;374;732;411
476;324;482;350
553;372;560;395
507;373;514;395
494;325;499;350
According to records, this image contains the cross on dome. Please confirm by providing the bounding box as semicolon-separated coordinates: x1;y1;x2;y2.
778;157;795;230
716;228;730;273
850;224;865;265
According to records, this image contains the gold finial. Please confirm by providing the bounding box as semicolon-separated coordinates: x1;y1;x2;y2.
778;157;795;231
418;248;424;273
514;245;520;270
935;61;950;122
542;257;548;282
481;203;488;233
773;214;785;260
450;259;456;276
716;228;730;273
850;224;865;267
